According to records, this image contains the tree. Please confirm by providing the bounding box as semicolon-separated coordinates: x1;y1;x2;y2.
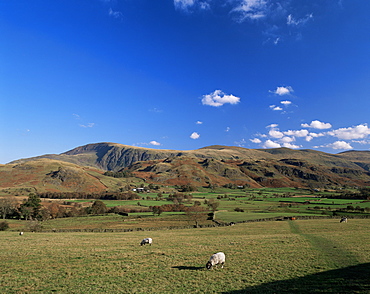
20;194;42;220
91;200;107;215
0;197;18;219
151;206;163;216
48;202;62;219
185;205;206;228
206;199;219;212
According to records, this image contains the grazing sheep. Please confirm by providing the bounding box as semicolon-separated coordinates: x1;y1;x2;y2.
340;217;348;223
140;237;152;246
19;232;23;236
206;252;225;270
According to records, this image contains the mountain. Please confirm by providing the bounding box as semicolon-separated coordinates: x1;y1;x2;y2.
4;142;370;192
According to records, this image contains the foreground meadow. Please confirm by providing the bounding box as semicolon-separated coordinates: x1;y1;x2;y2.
1;219;370;293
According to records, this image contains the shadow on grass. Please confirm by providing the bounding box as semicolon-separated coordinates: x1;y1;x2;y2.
172;266;204;271
223;263;370;294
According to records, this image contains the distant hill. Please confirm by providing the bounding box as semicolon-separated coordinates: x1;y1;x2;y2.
3;142;370;193
0;159;108;194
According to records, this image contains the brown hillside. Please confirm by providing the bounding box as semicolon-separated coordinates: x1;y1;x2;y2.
0;159;107;194
124;154;370;188
5;143;370;192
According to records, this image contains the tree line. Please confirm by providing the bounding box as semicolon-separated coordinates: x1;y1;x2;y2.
37;191;141;200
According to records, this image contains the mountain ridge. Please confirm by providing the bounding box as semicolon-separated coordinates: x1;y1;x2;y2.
4;142;370;192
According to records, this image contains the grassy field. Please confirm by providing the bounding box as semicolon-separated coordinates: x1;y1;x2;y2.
1;219;369;293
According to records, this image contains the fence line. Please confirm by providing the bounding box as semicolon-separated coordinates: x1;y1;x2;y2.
37;214;370;233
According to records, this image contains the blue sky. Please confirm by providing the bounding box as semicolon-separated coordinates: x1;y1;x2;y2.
1;0;370;163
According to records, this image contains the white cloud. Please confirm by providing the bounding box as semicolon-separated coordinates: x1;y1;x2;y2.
174;0;209;11
79;123;95;128
301;120;332;129
316;141;353;150
269;129;284;138
269;105;282;111
267;123;278;128
270;86;293;96
190;132;200;139
280;136;295;143
283;129;309;138
201;90;241;107
262;140;281;148
149;141;161;146
250;138;262;144
280;100;291;105
287;13;313;26
232;0;268;21
196;121;203;124
282;142;301;149
327;124;370;140
225;127;230;132
352;140;370;145
174;0;195;9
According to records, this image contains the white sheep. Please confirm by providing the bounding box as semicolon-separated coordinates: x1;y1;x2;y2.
19;232;23;236
140;237;152;246
206;252;225;270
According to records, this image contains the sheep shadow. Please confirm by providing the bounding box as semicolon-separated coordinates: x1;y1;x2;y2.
222;263;370;294
172;266;204;271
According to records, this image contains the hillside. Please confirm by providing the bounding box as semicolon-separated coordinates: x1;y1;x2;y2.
3;142;370;192
0;159;109;194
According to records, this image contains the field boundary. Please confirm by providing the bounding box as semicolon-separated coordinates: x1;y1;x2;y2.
36;215;370;233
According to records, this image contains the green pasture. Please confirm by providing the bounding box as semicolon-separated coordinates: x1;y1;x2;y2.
1;219;369;293
65;199;175;208
61;187;370;224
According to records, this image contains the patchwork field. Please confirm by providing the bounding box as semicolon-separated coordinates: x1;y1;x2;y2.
1;219;369;293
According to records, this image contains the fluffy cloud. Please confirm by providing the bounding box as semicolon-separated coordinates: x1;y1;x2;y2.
196;121;203;124
280;136;295;143
269;129;284;138
250;138;262;144
327;124;370;140
301;120;332;129
269;105;282;111
270;86;293;96
282;142;301;149
262;140;281;148
149;141;161;146
190;132;200;139
316;141;353;150
202;90;241;107
283;129;309;138
280;100;291;105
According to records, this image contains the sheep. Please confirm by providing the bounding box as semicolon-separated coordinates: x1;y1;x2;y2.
206;252;225;270
19;232;23;236
140;237;152;246
340;217;348;223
